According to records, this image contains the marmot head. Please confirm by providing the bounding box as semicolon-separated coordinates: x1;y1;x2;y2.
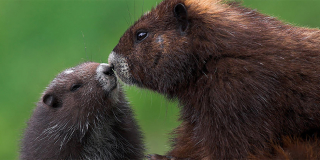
109;0;203;95
40;62;118;127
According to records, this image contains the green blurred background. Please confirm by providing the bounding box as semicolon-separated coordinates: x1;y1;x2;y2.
1;0;319;159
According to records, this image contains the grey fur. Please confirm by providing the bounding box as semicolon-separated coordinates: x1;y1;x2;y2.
20;62;144;160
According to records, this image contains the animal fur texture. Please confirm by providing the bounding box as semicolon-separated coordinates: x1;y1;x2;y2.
109;0;320;159
20;62;144;160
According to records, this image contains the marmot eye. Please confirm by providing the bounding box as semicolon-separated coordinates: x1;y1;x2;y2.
70;84;82;92
136;31;148;42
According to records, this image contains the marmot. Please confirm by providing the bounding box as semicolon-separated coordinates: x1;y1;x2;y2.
20;62;144;159
109;0;320;159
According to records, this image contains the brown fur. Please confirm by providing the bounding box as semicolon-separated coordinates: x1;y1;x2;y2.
109;0;320;159
250;136;320;159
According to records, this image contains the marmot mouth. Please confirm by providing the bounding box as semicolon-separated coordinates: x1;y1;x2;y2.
108;51;139;86
96;63;118;92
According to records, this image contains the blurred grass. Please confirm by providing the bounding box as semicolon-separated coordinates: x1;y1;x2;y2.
0;0;319;159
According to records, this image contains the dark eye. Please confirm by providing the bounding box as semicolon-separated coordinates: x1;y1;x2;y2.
136;31;148;42
43;94;60;108
70;84;82;92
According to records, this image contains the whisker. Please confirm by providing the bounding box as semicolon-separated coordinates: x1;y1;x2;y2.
123;15;130;27
142;0;145;16
125;0;133;25
81;31;88;61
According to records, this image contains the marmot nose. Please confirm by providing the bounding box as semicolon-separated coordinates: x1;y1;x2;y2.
100;63;114;76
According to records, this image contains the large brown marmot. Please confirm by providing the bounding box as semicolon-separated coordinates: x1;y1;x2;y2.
20;62;144;159
109;0;320;159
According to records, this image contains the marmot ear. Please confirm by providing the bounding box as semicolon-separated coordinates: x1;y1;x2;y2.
43;94;60;108
174;3;189;33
